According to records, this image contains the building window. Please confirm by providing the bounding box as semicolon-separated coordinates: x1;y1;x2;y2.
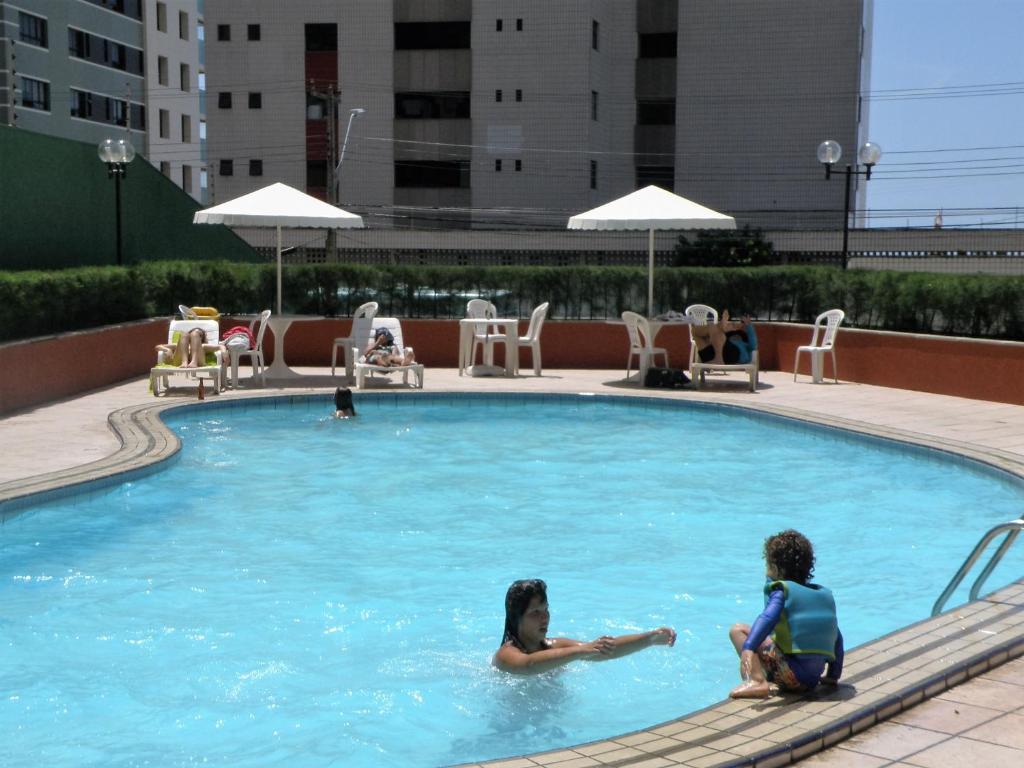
218;92;232;109
305;24;337;52
592;20;599;51
83;0;142;20
515;159;522;172
68;29;144;75
394;160;470;188
637;99;675;125
180;63;190;92
199;119;206;140
70;89;144;128
307;160;327;188
156;2;167;33
19;12;48;48
19;77;50;111
160;161;170;177
248;92;262;109
516;18;523;31
219;159;233;176
249;159;263;177
515;89;522;102
217;24;230;41
394;92;470;119
157;56;168;86
181;114;191;142
248;24;261;41
636;166;674;192
639;32;677;58
159;108;169;138
591;90;598;121
179;11;189;41
590;160;597;190
183;165;193;194
496;19;503;32
495;89;502;103
394;22;470;50
197;20;204;42
495;159;502;172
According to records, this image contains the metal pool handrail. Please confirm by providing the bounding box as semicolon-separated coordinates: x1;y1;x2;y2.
932;518;1024;616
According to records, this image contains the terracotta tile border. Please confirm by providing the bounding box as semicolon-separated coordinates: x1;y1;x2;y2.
1;391;1022;768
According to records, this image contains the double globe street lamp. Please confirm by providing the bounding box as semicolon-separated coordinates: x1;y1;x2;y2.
817;139;882;269
98;137;136;266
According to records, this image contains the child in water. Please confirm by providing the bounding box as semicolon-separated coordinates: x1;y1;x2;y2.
493;578;676;675
729;529;844;698
333;387;356;419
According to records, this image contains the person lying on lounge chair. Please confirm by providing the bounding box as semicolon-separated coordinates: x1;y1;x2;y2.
691;310;758;365
361;327;416;367
155;327;212;368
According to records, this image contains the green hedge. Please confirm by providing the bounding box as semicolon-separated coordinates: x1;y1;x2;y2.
1;262;1022;342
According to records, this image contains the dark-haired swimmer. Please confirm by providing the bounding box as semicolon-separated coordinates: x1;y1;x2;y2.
493;579;676;675
334;387;356;419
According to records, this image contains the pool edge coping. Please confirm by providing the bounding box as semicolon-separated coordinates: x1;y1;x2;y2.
1;389;1022;768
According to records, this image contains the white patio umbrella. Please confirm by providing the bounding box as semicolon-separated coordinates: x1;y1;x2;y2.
193;182;364;316
567;185;736;317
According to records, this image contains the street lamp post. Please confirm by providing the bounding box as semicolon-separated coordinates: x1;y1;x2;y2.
98;137;136;266
334;107;365;200
817;139;881;270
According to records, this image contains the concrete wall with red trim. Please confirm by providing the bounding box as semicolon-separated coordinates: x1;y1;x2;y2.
2;318;1022;416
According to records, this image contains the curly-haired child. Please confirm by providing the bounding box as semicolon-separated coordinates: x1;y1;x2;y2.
729;529;844;698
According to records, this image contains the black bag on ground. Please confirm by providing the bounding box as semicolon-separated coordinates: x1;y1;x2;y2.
644;367;691;388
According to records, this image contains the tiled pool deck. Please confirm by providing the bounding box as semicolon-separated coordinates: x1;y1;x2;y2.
1;369;1021;767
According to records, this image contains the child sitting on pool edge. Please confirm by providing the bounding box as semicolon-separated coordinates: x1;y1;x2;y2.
493;578;676;674
729;529;844;698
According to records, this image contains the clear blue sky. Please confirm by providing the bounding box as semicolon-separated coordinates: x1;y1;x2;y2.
867;0;1024;228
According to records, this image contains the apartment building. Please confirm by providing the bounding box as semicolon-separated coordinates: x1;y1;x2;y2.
203;0;872;228
0;0;205;201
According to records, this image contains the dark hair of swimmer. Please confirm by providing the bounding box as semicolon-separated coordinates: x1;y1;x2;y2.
501;578;547;650
334;387;356;415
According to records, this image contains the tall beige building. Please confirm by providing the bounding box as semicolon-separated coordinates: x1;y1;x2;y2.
204;0;872;229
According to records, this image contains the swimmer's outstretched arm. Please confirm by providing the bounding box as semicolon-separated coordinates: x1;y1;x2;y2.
597;627;677;660
493;636;614;675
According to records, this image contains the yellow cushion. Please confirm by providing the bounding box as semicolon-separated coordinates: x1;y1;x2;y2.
191;306;221;318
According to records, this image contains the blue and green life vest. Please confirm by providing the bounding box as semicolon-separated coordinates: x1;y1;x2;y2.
764;579;838;659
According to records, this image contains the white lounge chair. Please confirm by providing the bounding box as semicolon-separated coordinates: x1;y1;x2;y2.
484;301;549;376
354;317;424;389
622;310;668;383
226;309;271;388
794;308;844;383
151;318;224;396
686;305;759;392
331;301;379;379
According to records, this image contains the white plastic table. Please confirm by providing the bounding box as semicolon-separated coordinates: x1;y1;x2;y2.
264;315;321;380
458;318;520;377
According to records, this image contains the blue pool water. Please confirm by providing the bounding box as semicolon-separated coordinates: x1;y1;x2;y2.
1;395;1022;767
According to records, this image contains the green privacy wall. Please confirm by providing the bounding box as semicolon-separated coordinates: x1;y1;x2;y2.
0;125;258;269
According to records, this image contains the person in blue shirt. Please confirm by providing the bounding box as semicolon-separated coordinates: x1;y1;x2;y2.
729;529;844;698
692;310;757;365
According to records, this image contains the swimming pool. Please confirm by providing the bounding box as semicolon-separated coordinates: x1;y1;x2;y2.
1;394;1021;767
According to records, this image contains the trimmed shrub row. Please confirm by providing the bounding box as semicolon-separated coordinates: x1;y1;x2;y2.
1;262;1022;342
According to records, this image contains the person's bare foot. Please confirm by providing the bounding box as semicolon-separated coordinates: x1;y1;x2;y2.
729;680;777;699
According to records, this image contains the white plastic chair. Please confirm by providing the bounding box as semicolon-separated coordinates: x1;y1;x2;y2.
485;301;549;376
227;309;271;388
178;304;197;320
685;303;719;370
622;310;668;383
466;298;497;366
331;301;379;378
794;309;845;383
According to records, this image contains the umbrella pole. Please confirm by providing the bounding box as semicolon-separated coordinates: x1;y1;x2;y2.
276;225;283;317
648;228;655;318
